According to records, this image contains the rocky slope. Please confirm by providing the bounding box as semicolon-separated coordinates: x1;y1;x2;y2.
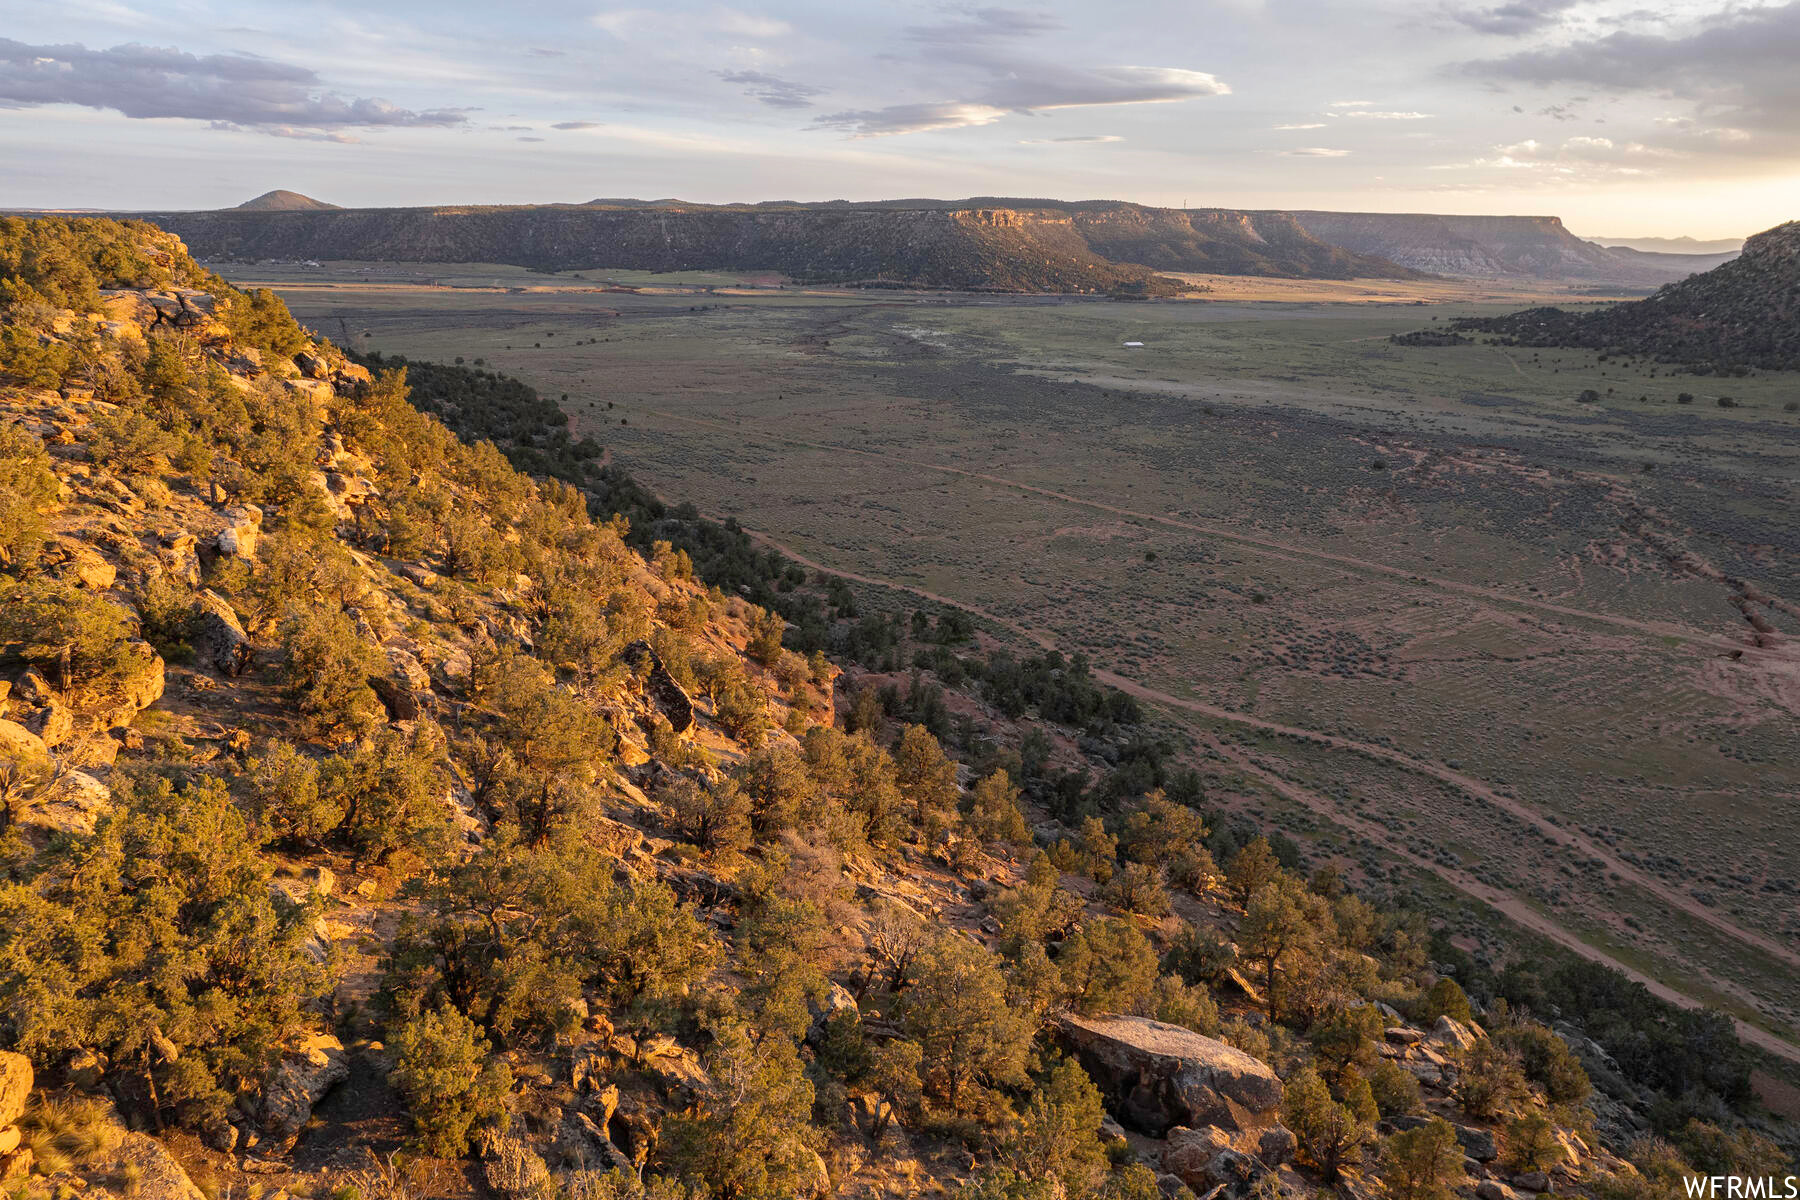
1;217;1791;1200
135;199;1415;292
1450;220;1800;370
1288;211;1737;284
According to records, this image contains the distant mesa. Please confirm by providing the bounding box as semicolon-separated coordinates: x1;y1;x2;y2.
235;190;340;212
1588;234;1745;256
131;194;1732;292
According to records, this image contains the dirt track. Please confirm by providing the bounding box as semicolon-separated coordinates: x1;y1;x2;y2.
722;520;1800;1068
642;406;1797;973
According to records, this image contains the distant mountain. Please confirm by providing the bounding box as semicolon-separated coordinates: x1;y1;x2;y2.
135;199;1418;293
1287;210;1727;285
1589;234;1745;255
1452;220;1800;370
235;190;339;212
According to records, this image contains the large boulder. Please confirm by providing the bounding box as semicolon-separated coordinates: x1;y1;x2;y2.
1056;1013;1283;1138
0;1052;32;1126
0;720;47;764
259;1033;349;1143
189;589;253;677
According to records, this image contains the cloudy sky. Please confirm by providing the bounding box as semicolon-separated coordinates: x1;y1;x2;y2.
2;0;1795;236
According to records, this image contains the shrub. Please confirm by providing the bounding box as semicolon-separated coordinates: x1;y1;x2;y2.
1381;1118;1467;1200
389;1004;512;1156
0;423;58;567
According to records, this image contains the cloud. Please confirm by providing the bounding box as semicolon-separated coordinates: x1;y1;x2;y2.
1336;110;1433;119
1274;122;1326;130
813;102;1010;136
551;120;603;130
983;65;1228;110
528;48;566;58
1453;0;1581;37
0;38;467;131
815;64;1228;136
717;69;826;109
1328;100;1373;107
1018;134;1123;143
1281;146;1351;156
516;135;544;142
905;8;1063;45
1463;3;1800;139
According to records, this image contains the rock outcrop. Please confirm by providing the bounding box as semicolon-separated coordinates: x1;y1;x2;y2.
0;1052;33;1182
259;1034;350;1144
189;589;253;677
1055;1013;1284;1138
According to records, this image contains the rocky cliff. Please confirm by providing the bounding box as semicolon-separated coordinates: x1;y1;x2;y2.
136;199;1416;291
1288;210;1736;284
1451;219;1800;369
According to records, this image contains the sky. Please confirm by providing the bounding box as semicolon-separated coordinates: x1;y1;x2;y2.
1;0;1796;237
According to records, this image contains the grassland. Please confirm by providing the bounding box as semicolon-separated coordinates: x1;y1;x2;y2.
225;261;1800;1058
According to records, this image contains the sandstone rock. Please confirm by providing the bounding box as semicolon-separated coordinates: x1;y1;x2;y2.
0;720;47;763
399;563;439;589
570;1043;611;1094
72;554;117;590
1056;1013;1284;1138
259;1033;349;1142
1257;1124;1297;1166
1385;1026;1424;1045
23;699;74;747
295;351;329;379
189;589;253;676
1431;1015;1482;1051
1456;1124;1499;1162
109;1131;208;1200
1153;1173;1194;1200
1163;1124;1232;1184
0;1126;18;1155
621;640;695;735
555;1109;632;1172
1478;1183;1520;1200
806;981;859;1045
14;670;51;705
1512;1171;1551;1194
0;1052;32;1126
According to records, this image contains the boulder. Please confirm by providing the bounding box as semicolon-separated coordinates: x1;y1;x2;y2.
1430;1015;1482;1052
621;640;695;735
1456;1124;1499;1162
189;589;253;677
1478;1183;1520;1200
0;720;47;764
216;506;262;558
30;769;113;836
1056;1013;1283;1138
806;982;859;1045
0;1052;32;1126
22;699;73;747
259;1033;349;1143
1163;1125;1233;1184
0;1127;18;1155
1512;1171;1551;1194
13;670;50;706
105;1131;208;1200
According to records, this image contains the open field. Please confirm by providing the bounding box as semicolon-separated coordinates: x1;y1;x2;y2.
227;263;1800;1058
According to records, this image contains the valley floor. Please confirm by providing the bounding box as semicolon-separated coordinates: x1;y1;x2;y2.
234;262;1800;1070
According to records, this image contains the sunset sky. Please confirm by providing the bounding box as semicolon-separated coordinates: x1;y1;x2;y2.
3;0;1796;237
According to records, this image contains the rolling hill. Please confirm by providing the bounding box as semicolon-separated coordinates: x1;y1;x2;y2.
1452;219;1800;370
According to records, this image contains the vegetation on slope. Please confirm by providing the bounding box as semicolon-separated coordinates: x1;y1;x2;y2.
0;218;1791;1200
1448;221;1800;372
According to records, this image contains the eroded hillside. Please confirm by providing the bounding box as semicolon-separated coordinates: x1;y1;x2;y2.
0;218;1791;1200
